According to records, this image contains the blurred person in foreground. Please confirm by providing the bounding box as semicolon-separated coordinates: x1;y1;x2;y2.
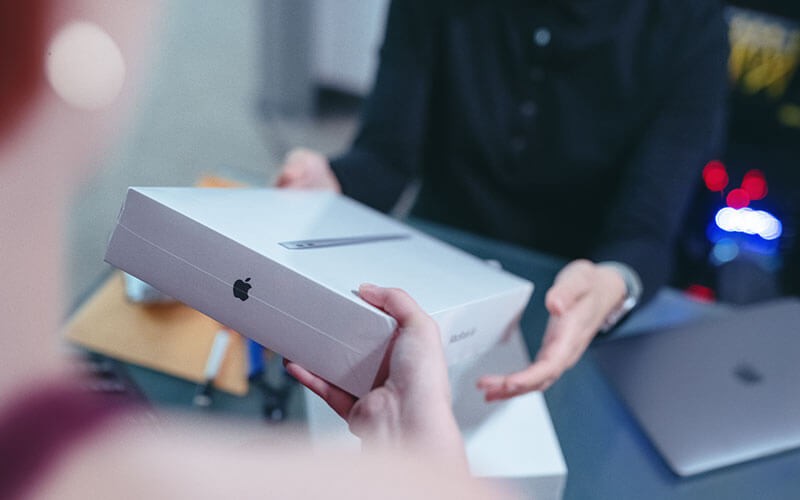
0;2;504;498
278;0;729;399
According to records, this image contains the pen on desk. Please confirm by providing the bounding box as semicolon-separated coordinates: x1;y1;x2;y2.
193;329;231;407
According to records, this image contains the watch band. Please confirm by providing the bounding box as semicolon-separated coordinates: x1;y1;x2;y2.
597;261;643;332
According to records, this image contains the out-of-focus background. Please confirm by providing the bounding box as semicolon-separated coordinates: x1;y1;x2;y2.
67;0;800;310
674;1;800;304
67;0;388;307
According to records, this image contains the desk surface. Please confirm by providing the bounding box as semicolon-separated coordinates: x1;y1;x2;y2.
119;219;800;499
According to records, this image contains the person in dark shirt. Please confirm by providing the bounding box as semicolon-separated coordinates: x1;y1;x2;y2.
278;0;729;399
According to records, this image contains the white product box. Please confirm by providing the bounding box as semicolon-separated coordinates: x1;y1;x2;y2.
105;188;533;397
305;330;567;500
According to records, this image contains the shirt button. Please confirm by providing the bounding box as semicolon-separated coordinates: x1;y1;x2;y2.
520;101;538;118
533;28;551;47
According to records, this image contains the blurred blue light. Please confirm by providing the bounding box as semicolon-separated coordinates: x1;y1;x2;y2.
711;238;740;265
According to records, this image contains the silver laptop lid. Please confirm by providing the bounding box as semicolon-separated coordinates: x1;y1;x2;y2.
592;297;800;476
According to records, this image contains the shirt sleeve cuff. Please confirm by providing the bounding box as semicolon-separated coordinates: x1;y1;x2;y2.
329;149;411;213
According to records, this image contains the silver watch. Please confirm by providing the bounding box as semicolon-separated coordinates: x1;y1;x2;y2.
597;261;642;332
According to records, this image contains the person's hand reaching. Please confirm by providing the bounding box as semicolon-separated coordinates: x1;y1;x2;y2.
477;259;626;400
285;284;465;465
275;147;341;192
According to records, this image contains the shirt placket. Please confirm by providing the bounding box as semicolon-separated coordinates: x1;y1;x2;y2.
509;12;554;171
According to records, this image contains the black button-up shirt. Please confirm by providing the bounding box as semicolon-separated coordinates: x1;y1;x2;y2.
330;0;728;302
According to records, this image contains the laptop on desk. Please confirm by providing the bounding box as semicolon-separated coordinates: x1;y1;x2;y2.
592;297;800;477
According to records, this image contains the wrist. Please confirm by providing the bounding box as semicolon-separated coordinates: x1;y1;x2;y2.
596;261;642;332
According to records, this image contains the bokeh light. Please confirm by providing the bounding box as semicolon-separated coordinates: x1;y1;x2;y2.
726;188;750;209
715;207;783;240
702;160;728;192
741;169;768;200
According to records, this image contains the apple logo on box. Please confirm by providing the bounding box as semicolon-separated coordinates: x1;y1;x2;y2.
233;277;252;301
733;362;763;385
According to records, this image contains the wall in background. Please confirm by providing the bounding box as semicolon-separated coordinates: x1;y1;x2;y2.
67;0;274;308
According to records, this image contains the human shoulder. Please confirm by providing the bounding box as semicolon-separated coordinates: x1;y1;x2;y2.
640;0;727;65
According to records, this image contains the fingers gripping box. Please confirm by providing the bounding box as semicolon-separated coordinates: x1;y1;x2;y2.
105;188;533;396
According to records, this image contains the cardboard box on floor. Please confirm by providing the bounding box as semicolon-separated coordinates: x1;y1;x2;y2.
105;187;533;397
305;330;567;500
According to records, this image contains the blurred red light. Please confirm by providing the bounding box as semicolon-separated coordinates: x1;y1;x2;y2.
742;169;768;200
743;169;765;180
726;188;750;209
742;176;768;200
703;160;725;175
704;169;728;191
685;284;715;302
702;160;728;191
